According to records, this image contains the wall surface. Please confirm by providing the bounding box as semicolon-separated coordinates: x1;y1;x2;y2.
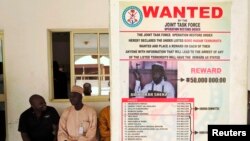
248;0;250;90
0;0;109;140
228;0;248;123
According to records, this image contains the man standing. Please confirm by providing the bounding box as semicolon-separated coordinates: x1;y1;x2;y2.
18;94;60;141
134;63;175;98
58;85;97;141
83;82;92;96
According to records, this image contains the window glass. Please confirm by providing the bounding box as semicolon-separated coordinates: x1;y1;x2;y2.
74;33;98;54
75;55;99;76
100;33;109;54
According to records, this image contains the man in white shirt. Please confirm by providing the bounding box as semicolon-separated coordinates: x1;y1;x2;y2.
58;85;97;141
133;63;175;98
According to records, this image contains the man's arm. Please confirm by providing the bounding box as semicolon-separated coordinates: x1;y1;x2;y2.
133;69;142;93
57;110;70;141
20;132;31;141
134;80;142;93
165;81;175;98
18;113;31;141
99;108;110;139
50;107;60;141
52;124;58;141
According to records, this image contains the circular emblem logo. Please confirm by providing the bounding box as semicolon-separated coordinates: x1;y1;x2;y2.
122;6;143;27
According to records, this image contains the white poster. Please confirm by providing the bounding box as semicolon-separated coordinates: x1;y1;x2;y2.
110;0;248;141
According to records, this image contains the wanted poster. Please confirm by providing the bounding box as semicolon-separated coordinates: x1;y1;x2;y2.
110;0;248;141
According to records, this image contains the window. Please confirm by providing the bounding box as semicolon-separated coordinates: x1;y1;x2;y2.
49;29;110;101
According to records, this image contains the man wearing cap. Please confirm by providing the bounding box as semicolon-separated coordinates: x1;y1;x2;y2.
58;85;97;141
134;63;175;98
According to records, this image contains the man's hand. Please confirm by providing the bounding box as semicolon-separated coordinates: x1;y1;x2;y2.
133;70;141;81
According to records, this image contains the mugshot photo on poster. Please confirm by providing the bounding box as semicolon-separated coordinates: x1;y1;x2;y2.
129;61;177;98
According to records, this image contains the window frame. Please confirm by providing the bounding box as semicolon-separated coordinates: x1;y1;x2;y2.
48;29;110;102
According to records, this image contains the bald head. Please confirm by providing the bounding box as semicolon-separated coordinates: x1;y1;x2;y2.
29;94;46;112
29;94;44;104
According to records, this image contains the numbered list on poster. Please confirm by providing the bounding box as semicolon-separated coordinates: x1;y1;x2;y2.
122;98;194;141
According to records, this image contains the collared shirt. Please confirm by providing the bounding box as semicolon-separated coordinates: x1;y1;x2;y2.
134;79;175;98
18;106;60;141
58;105;97;141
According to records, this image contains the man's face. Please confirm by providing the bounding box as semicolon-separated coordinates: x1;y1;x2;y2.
69;92;82;106
152;65;164;85
84;84;92;96
31;97;47;112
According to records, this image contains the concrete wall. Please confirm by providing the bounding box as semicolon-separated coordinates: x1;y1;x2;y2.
0;0;109;140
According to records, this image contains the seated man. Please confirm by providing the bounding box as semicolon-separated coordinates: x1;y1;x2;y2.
99;105;110;141
58;85;97;141
83;82;92;96
18;94;60;141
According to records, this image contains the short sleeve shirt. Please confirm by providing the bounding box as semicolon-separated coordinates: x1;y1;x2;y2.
18;106;60;141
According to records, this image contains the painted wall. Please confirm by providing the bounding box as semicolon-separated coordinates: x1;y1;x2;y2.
0;0;109;140
248;0;250;90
